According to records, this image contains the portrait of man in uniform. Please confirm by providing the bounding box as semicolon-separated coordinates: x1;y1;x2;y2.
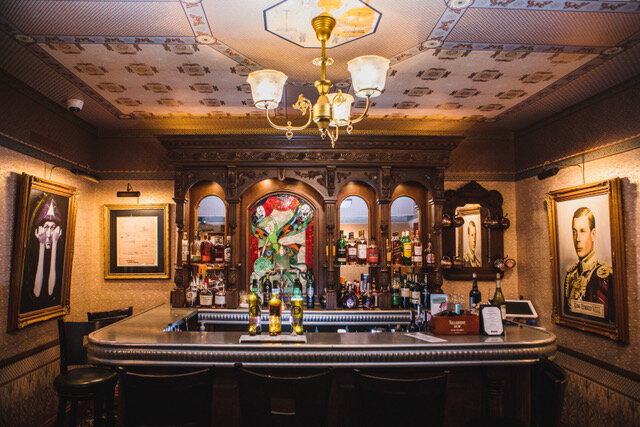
456;205;482;268
463;220;481;267
547;179;627;343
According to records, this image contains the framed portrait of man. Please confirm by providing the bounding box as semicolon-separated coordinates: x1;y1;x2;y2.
7;174;78;331
456;205;482;268
546;178;628;342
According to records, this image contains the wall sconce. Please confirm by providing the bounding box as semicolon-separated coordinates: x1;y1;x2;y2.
117;183;140;198
537;167;560;180
69;168;100;183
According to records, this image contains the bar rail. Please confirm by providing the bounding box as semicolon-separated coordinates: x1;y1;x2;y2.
87;305;556;368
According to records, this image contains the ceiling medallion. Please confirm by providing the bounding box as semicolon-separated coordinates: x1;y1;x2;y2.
602;47;624;56
422;39;443;49
447;0;474;9
247;14;389;148
195;34;216;44
14;34;35;44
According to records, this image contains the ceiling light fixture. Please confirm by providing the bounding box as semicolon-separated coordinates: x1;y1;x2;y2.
246;14;389;148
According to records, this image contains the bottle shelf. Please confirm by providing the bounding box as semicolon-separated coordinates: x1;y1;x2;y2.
186;262;229;269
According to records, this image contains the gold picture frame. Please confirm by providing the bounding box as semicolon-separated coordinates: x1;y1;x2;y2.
7;174;78;331
104;204;170;279
546;178;628;342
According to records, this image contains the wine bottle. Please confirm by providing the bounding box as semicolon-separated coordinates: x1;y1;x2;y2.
469;272;482;313
421;273;430;311
411;273;421;310
269;281;282;336
248;281;262;335
357;230;368;265
407;308;419;332
336;230;347;265
492;273;506;319
400;273;411;309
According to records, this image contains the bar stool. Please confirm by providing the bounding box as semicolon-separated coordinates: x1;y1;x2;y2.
87;306;133;325
353;369;449;427
118;367;214;427
235;363;334;427
54;318;118;426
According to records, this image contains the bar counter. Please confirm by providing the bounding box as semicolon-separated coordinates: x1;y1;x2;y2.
87;304;556;367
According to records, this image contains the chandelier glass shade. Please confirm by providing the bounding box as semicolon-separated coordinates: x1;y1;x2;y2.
247;14;389;147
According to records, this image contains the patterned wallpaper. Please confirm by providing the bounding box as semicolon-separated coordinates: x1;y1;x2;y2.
0;0;638;131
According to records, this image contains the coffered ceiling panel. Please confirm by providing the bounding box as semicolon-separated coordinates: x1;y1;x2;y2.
449;9;640;47
0;0;638;134
0;0;193;37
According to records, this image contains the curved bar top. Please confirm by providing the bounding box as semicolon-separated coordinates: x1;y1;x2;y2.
87;304;556;367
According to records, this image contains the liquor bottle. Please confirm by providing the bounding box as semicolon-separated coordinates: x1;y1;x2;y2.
262;273;272;309
411;273;421;310
357;230;368;265
402;231;413;266
213;236;225;264
248;281;262;335
306;272;315;309
407;308;419;332
424;233;435;267
421;273;430;311
343;283;358;309
336;230;347;265
386;238;392;264
269;282;282;336
201;236;211;263
492;273;506;319
469;272;482;313
214;278;226;308
400;273;411;309
412;231;423;267
293;271;303;301
224;236;231;264
347;232;358;265
291;285;304;335
190;235;201;263
367;236;379;265
186;274;198;307
392;232;402;265
371;276;379;308
391;269;401;309
199;277;213;307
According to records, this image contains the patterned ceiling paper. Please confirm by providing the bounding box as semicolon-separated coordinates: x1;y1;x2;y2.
370;49;595;119
448;8;640;47
43;43;253;118
0;0;193;37
204;0;446;82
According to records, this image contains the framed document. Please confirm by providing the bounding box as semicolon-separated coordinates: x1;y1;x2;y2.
8;174;78;331
104;204;170;279
480;305;504;336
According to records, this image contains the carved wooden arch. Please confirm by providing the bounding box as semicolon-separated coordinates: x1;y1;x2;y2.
174;168;228;200
333;168;381;198
389;182;429;241
238;178;327;292
337;181;379;245
187;181;227;240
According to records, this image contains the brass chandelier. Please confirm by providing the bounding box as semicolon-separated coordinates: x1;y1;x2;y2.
247;14;390;148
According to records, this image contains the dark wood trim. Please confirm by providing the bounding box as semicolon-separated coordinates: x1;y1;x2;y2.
0;339;59;369
557;345;640;384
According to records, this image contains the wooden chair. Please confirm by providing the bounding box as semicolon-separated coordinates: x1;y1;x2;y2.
87;306;133;325
235;363;334;427
531;357;568;427
353;369;449;427
118;367;214;427
54;318;118;426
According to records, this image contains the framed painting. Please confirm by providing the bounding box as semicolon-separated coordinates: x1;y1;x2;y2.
546;178;628;342
8;174;78;331
104;204;170;279
456;205;483;268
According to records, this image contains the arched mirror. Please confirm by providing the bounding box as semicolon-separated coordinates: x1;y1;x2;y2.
338;196;370;281
390;196;420;267
197;195;226;236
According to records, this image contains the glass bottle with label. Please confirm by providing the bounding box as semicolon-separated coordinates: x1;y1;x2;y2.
343;283;358;309
269;281;282;336
190;235;201;263
201;236;211;263
199;276;213;307
412;231;423;267
407;308;419;332
421;273;431;311
469;272;482;313
291;283;304;335
371;276;379;308
392;232;402;265
182;237;190;264
492;273;506;319
248;281;262;335
391;269;401;309
306;271;315;309
424;233;436;267
386;238;392;264
400;273;411;309
367;236;379;265
262;272;272;309
186;274;198;307
347;232;358;265
357;230;368;265
411;273;421;310
213;236;225;264
224;236;231;264
214;279;226;308
402;231;413;266
336;230;347;265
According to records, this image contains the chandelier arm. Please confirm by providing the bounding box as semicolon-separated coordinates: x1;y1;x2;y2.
326;124;339;149
264;105;314;132
348;94;372;125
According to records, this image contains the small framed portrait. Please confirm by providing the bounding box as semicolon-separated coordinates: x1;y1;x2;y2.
546;178;628;342
456;205;482;268
104;204;170;279
7;174;78;331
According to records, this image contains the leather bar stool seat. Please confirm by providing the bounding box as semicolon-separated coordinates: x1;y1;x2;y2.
54;366;117;393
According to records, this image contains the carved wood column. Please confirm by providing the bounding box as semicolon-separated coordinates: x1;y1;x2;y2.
225;166;239;308
324;199;338;309
171;196;187;307
428;167;446;293
377;198;391;309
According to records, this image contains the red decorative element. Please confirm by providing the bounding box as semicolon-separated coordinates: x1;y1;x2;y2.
305;218;314;270
264;195;299;212
249;233;259;273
